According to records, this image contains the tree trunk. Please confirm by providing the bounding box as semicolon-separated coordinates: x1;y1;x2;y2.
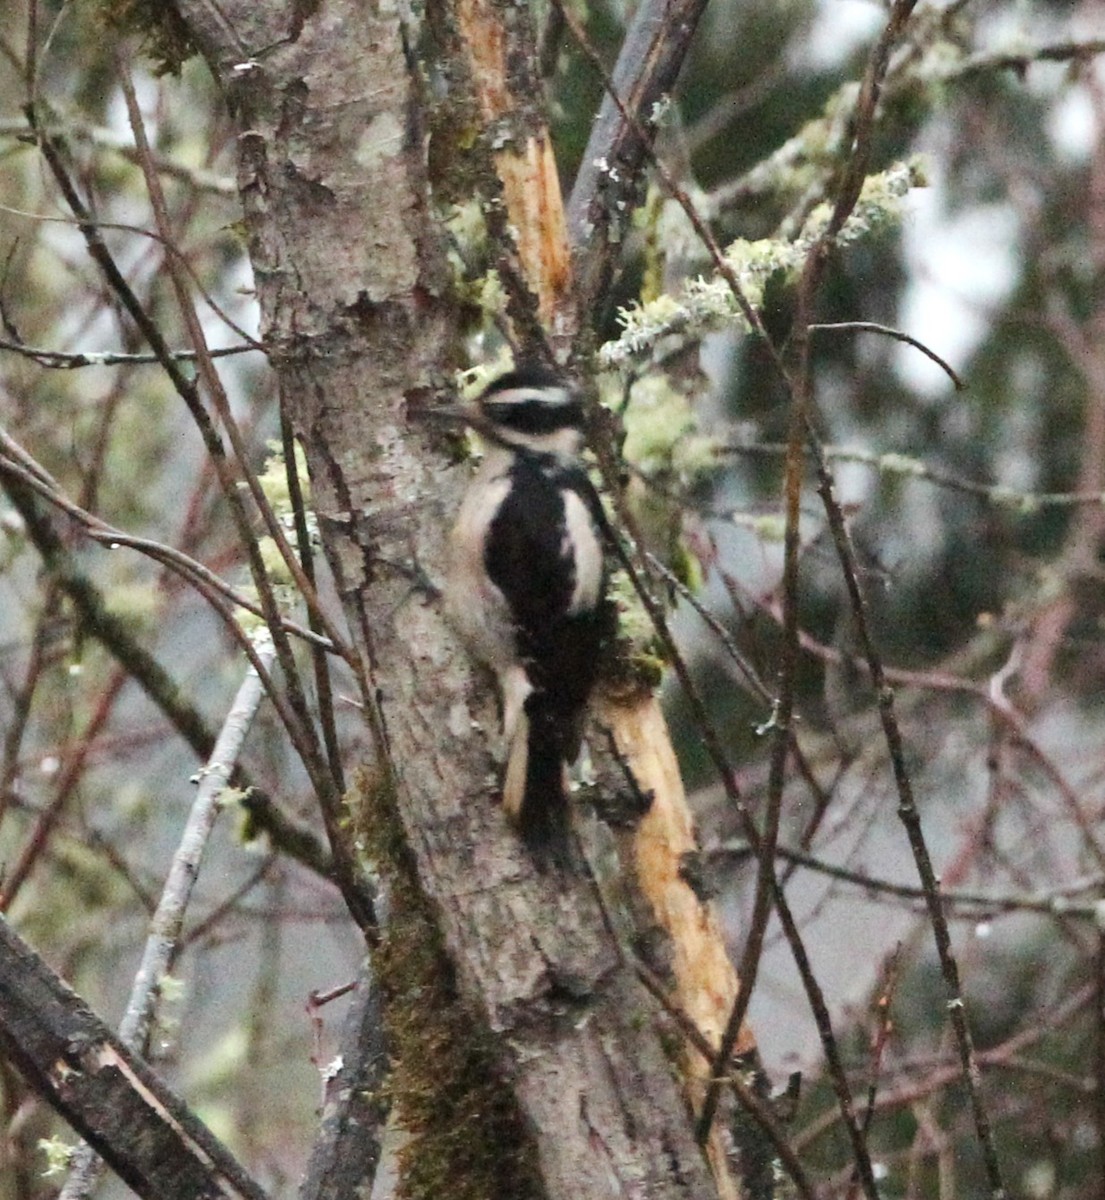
171;1;721;1195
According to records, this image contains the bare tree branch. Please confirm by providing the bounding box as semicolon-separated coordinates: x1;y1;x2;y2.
59;633;277;1200
810;321;965;391
0;916;269;1200
0;438;334;651
565;0;710;313
0;116;237;195
298;963;388;1200
0;336;257;369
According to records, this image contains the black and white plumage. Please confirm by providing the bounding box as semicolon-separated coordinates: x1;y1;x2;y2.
447;367;612;866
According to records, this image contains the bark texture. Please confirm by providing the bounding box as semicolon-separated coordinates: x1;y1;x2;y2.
0;917;266;1200
171;1;720;1195
566;0;711;313
298;964;387;1200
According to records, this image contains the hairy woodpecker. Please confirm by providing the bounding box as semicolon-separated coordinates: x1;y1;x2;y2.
446;367;613;867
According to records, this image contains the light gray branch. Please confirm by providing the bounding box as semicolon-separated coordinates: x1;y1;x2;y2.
59;634;277;1200
565;0;710;313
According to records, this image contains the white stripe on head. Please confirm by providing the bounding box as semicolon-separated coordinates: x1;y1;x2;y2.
478;375;585;455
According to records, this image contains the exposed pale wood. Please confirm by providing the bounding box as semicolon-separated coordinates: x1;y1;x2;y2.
611;692;754;1062
493;138;572;332
455;0;573;336
601;688;754;1199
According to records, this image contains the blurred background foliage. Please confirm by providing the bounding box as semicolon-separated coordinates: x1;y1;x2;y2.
1;0;1104;1196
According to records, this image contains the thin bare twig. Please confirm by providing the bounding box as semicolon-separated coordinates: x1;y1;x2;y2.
1;473;217;761
299;962;389;1200
0;441;333;650
810;321;965;391
115;63;348;661
21;106;334;723
711;839;1105;921
848;948;901;1200
0;336;258;369
795;983;1094;1153
951;37;1105;80
0;202;261;351
0;442;361;893
644;550;772;706
723;439;1105;510
0;116;237;195
0;670;127;911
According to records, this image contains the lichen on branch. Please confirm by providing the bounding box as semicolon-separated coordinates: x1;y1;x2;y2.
601;159;926;368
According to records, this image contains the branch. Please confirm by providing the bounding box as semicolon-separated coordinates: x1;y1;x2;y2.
0;671;128;911
564;0;710;313
0;335;257;369
454;0;573;341
633;961;815;1200
809;320;965;391
1;473;218;761
807;416;1009;1197
722;439;1105;511
0;116;237;195
298;962;389;1200
59;634;277;1200
280;404;346;795
598;162;922;368
951;37;1105;80
709;840;1105;922
554;0;780;372
0;917;268;1200
0;436;333;650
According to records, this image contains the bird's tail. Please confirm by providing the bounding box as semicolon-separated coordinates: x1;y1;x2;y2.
503;702;573;868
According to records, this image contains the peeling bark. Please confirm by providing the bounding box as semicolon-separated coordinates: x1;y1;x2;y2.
455;0;574;338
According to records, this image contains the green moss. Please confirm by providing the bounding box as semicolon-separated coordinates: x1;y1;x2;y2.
350;768;544;1200
95;0;197;76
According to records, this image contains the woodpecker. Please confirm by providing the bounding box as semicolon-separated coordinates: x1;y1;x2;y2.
446;367;613;867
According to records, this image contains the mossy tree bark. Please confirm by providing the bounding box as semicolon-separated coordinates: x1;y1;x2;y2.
170;1;726;1197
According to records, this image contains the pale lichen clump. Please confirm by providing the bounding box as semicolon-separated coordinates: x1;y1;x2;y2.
600;159;927;369
444;200;508;322
614;372;719;489
599;372;723;665
235;442;314;632
38;1136;74;1178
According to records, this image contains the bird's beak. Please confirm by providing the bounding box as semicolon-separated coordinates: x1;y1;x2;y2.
416;402;477;428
